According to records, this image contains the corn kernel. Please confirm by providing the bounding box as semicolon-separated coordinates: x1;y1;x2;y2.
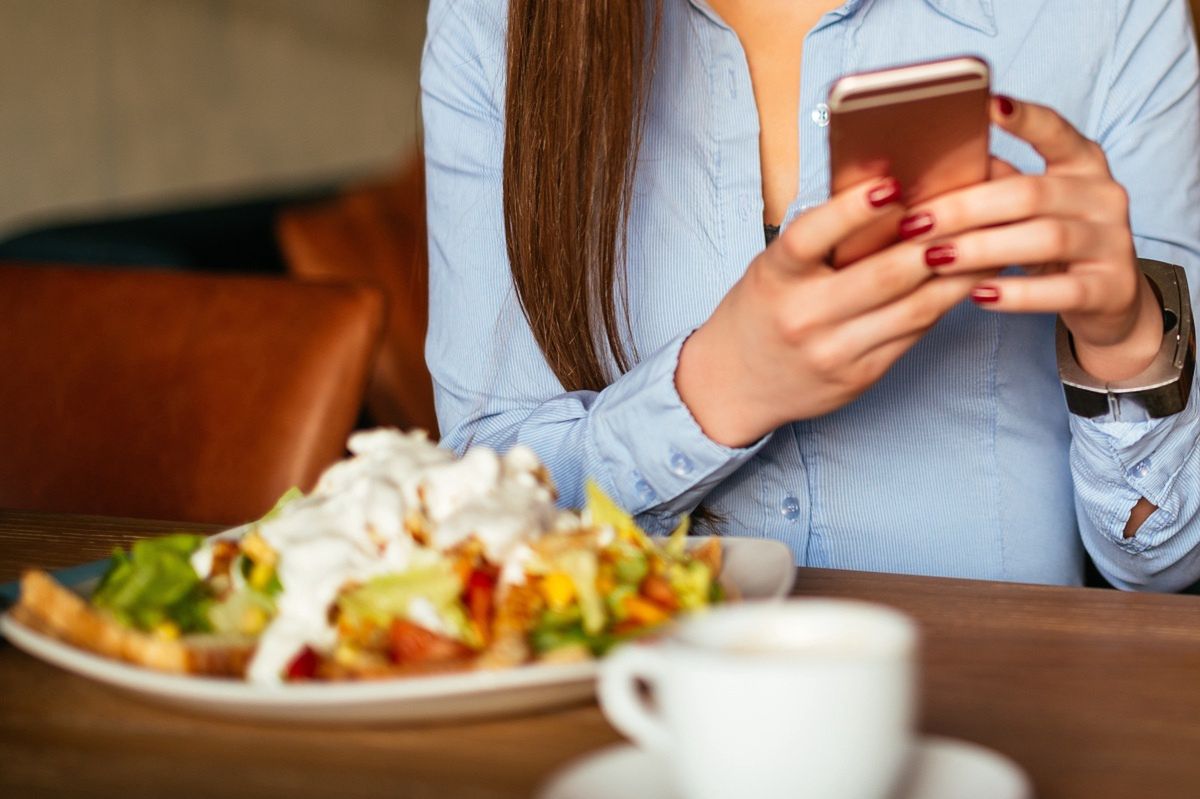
153;621;181;641
334;642;359;666
249;561;275;591
622;596;669;626
541;572;576;611
241;531;277;568
597;563;615;596
240;606;268;635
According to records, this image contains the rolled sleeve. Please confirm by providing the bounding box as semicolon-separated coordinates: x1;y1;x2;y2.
1071;373;1200;590
589;331;770;529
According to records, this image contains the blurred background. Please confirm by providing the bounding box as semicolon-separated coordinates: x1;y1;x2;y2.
0;0;427;236
4;0;1196;238
0;1;434;524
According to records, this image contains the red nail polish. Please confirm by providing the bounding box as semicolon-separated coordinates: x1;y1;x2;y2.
971;285;1001;304
925;244;957;269
899;212;935;239
996;95;1016;117
867;178;902;208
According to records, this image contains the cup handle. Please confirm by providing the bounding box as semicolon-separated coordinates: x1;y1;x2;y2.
598;644;673;751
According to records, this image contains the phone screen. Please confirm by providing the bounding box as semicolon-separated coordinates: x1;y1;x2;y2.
828;56;991;268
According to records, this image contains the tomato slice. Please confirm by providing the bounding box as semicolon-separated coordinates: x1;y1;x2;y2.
465;568;498;641
285;646;319;681
389;619;473;665
640;574;679;611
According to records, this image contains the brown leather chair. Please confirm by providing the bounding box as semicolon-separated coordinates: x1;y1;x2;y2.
276;156;438;435
0;263;383;524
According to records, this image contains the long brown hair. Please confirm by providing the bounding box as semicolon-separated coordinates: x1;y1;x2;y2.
503;0;662;392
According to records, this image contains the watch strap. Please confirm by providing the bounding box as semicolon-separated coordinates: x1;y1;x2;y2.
1057;258;1195;420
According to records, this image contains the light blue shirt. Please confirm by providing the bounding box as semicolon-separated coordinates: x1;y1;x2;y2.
422;0;1200;590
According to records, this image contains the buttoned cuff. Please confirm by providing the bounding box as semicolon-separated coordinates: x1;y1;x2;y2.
1070;374;1200;542
590;330;770;527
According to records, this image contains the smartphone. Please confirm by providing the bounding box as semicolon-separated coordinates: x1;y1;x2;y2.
828;56;991;267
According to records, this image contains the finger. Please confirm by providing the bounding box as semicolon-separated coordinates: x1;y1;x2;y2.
969;272;1109;315
832;272;984;361
989;156;1021;180
899;174;1124;242
766;176;902;273
812;240;934;317
991;95;1109;176
920;219;1122;276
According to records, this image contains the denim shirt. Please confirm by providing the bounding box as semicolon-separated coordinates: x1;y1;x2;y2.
422;0;1200;590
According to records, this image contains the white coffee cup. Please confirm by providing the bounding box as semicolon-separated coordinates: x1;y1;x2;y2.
598;599;917;799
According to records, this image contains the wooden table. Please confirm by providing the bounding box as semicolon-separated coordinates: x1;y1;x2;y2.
2;510;1199;798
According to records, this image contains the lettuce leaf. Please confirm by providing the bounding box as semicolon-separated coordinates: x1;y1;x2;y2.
664;514;691;559
92;534;212;633
667;560;713;611
584;480;650;547
261;486;303;522
555;548;606;635
207;584;276;636
336;554;476;645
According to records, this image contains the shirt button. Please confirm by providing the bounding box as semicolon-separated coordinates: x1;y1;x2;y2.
1127;458;1152;479
738;192;754;221
633;474;658;504
811;103;830;127
780;494;801;522
669;450;694;478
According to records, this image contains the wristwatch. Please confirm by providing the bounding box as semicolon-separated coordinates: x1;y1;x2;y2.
1057;258;1195;420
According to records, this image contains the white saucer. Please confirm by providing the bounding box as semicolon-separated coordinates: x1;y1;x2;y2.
537;736;1032;799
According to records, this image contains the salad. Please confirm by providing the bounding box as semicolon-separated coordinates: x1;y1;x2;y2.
15;429;725;683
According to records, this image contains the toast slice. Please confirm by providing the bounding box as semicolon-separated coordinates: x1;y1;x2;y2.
12;570;255;677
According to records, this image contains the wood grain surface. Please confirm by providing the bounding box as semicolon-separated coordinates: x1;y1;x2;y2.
2;511;1199;798
0;509;219;579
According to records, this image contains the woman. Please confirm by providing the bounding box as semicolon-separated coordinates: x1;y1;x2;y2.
422;0;1200;590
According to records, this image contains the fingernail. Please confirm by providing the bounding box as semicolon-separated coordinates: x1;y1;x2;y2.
971;285;1001;304
995;95;1016;117
924;244;957;269
867;177;902;208
899;212;935;239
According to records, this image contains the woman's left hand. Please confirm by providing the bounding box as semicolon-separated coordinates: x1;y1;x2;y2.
899;95;1163;382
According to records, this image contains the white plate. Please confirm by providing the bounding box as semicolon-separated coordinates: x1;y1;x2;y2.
537;737;1033;799
0;536;794;724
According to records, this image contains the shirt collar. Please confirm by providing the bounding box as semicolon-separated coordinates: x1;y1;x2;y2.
844;0;996;35
688;0;996;37
922;0;997;36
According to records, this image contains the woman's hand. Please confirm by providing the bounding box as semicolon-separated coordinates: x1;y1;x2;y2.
898;96;1163;384
677;177;983;448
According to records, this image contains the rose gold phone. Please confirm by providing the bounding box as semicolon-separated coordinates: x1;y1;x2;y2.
829;56;991;267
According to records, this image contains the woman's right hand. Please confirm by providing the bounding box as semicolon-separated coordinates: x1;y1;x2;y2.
676;176;987;448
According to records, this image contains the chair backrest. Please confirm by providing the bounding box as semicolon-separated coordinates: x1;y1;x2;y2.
277;156;438;435
0;263;383;524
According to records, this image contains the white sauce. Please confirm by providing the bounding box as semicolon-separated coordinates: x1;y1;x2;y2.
406;597;448;636
189;545;214;580
230;429;564;684
499;544;534;587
